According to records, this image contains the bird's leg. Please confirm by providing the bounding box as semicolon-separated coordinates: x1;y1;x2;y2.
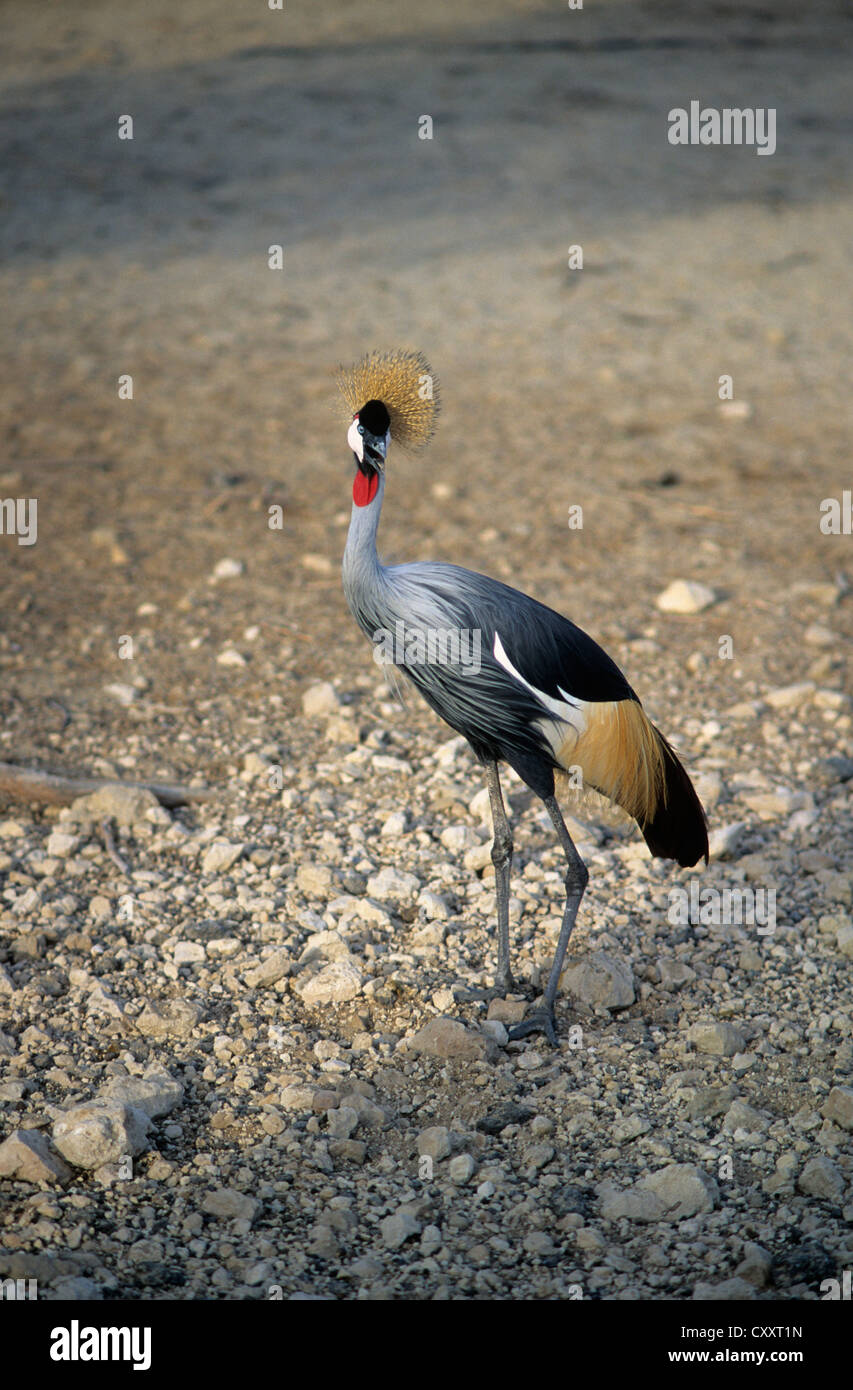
485;761;514;995
508;794;588;1045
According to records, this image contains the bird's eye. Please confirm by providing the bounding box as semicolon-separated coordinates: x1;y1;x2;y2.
357;424;365;435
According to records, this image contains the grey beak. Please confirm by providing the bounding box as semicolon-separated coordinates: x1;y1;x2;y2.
363;434;387;470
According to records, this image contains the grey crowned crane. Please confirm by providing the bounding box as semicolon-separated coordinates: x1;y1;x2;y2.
339;350;708;1043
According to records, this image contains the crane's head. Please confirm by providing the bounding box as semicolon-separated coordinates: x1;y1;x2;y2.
347;399;390;505
337;349;440;506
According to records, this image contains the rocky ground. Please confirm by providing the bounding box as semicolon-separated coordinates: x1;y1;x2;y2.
0;0;852;1301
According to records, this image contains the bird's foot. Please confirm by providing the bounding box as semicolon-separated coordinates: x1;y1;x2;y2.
467;969;517;1003
507;1006;559;1047
467;983;516;1006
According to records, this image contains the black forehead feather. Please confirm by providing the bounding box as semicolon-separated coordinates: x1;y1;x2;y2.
358;399;390;435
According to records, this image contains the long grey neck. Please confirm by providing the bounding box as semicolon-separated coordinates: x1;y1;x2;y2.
342;470;388;634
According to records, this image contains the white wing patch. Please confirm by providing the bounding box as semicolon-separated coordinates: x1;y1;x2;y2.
493;631;588;739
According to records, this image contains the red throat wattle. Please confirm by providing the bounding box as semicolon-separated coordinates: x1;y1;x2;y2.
353;470;379;507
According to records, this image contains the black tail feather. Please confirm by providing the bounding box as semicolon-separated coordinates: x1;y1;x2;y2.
640;728;709;868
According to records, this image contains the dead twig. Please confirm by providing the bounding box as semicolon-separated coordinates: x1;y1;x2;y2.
0;763;214;809
201;490;231;519
263;621;314;643
45;697;72;732
100;818;130;876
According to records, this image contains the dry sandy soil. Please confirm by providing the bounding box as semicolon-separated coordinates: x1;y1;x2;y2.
0;0;852;1303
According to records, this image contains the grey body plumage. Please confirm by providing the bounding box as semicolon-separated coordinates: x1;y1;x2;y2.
343;476;631;795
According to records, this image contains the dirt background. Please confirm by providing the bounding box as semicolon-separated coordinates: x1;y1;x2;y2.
1;0;851;770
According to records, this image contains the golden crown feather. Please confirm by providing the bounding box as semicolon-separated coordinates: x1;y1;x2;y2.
337;349;440;452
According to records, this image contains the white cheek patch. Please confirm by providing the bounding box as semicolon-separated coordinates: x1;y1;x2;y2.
347;418;364;461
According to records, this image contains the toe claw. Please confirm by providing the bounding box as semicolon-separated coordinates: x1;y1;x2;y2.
507;1009;559;1046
